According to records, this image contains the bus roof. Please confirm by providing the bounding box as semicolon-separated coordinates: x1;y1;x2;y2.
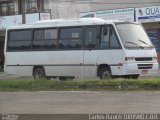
7;18;124;30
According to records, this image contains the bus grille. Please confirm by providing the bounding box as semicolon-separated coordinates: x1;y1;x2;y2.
137;64;153;69
135;57;152;61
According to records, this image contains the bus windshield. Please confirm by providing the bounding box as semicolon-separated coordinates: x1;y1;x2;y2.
116;23;153;49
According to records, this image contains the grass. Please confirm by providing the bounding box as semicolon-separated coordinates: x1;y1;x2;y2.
0;78;160;91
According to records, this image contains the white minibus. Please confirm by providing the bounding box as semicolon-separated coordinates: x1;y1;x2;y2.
4;18;158;79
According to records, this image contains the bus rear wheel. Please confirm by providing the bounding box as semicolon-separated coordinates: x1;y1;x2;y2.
99;67;112;79
33;67;46;79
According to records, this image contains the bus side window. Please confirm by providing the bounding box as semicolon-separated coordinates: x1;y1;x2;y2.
85;27;97;49
8;30;32;51
100;26;121;49
110;26;121;48
100;26;110;49
33;30;45;49
59;27;82;49
44;29;58;49
33;29;58;50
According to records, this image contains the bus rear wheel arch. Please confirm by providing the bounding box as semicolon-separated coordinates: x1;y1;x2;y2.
33;66;46;79
97;65;112;79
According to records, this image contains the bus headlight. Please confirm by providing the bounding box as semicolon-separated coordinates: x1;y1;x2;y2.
125;57;135;61
152;57;157;60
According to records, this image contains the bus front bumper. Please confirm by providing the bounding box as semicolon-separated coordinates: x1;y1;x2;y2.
122;62;159;75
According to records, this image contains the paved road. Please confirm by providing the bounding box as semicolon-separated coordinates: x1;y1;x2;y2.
0;91;160;114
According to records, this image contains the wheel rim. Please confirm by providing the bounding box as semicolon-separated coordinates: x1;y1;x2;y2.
100;67;111;79
102;71;111;79
35;71;43;79
34;68;45;79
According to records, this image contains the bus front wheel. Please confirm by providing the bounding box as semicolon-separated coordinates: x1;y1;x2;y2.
33;67;46;79
99;67;112;79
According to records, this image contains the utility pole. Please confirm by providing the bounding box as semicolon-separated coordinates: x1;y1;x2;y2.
21;0;26;24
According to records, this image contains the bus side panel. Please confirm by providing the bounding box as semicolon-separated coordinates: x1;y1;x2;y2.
97;50;124;75
6;66;33;76
5;52;33;76
83;50;98;78
5;51;83;78
45;51;83;78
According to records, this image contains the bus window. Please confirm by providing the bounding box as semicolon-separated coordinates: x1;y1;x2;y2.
100;26;121;49
33;29;57;50
116;23;153;49
8;30;32;51
59;27;82;49
100;26;110;48
110;26;121;48
85;27;97;49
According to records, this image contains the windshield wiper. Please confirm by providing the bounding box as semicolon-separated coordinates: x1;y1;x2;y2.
125;41;145;49
138;39;147;45
125;41;137;45
125;41;153;49
138;39;153;48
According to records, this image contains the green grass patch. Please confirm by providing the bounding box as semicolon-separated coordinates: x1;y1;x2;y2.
0;78;160;91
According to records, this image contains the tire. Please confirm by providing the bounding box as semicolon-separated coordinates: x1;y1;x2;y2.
33;67;46;79
99;67;112;79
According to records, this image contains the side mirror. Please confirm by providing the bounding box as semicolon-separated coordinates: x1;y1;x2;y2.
103;27;108;35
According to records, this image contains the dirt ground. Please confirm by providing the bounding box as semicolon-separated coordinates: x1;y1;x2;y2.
0;70;160;80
